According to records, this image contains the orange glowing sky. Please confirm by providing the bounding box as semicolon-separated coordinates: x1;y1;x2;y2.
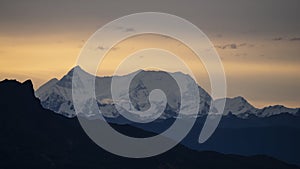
0;0;300;108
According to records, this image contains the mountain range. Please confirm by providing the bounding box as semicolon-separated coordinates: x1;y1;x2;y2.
33;66;300;166
2;79;299;168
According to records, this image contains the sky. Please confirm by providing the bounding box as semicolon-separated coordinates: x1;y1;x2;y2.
0;0;299;108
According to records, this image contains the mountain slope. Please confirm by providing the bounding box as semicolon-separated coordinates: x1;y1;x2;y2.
128;113;300;166
1;79;299;169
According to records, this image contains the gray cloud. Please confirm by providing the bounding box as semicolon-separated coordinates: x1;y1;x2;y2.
97;46;119;51
290;37;300;41
98;46;106;50
271;37;300;41
215;43;253;50
272;37;283;41
215;44;236;49
216;34;223;38
124;28;135;32
115;26;136;33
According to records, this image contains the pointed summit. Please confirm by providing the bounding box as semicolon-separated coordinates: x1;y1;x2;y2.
216;96;257;117
57;65;92;88
65;65;84;76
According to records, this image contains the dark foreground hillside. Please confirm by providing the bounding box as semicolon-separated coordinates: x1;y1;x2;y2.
0;79;298;169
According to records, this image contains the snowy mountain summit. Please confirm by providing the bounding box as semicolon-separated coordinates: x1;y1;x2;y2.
35;66;299;119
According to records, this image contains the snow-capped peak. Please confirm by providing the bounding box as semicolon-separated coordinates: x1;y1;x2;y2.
215;96;257;118
35;66;211;119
